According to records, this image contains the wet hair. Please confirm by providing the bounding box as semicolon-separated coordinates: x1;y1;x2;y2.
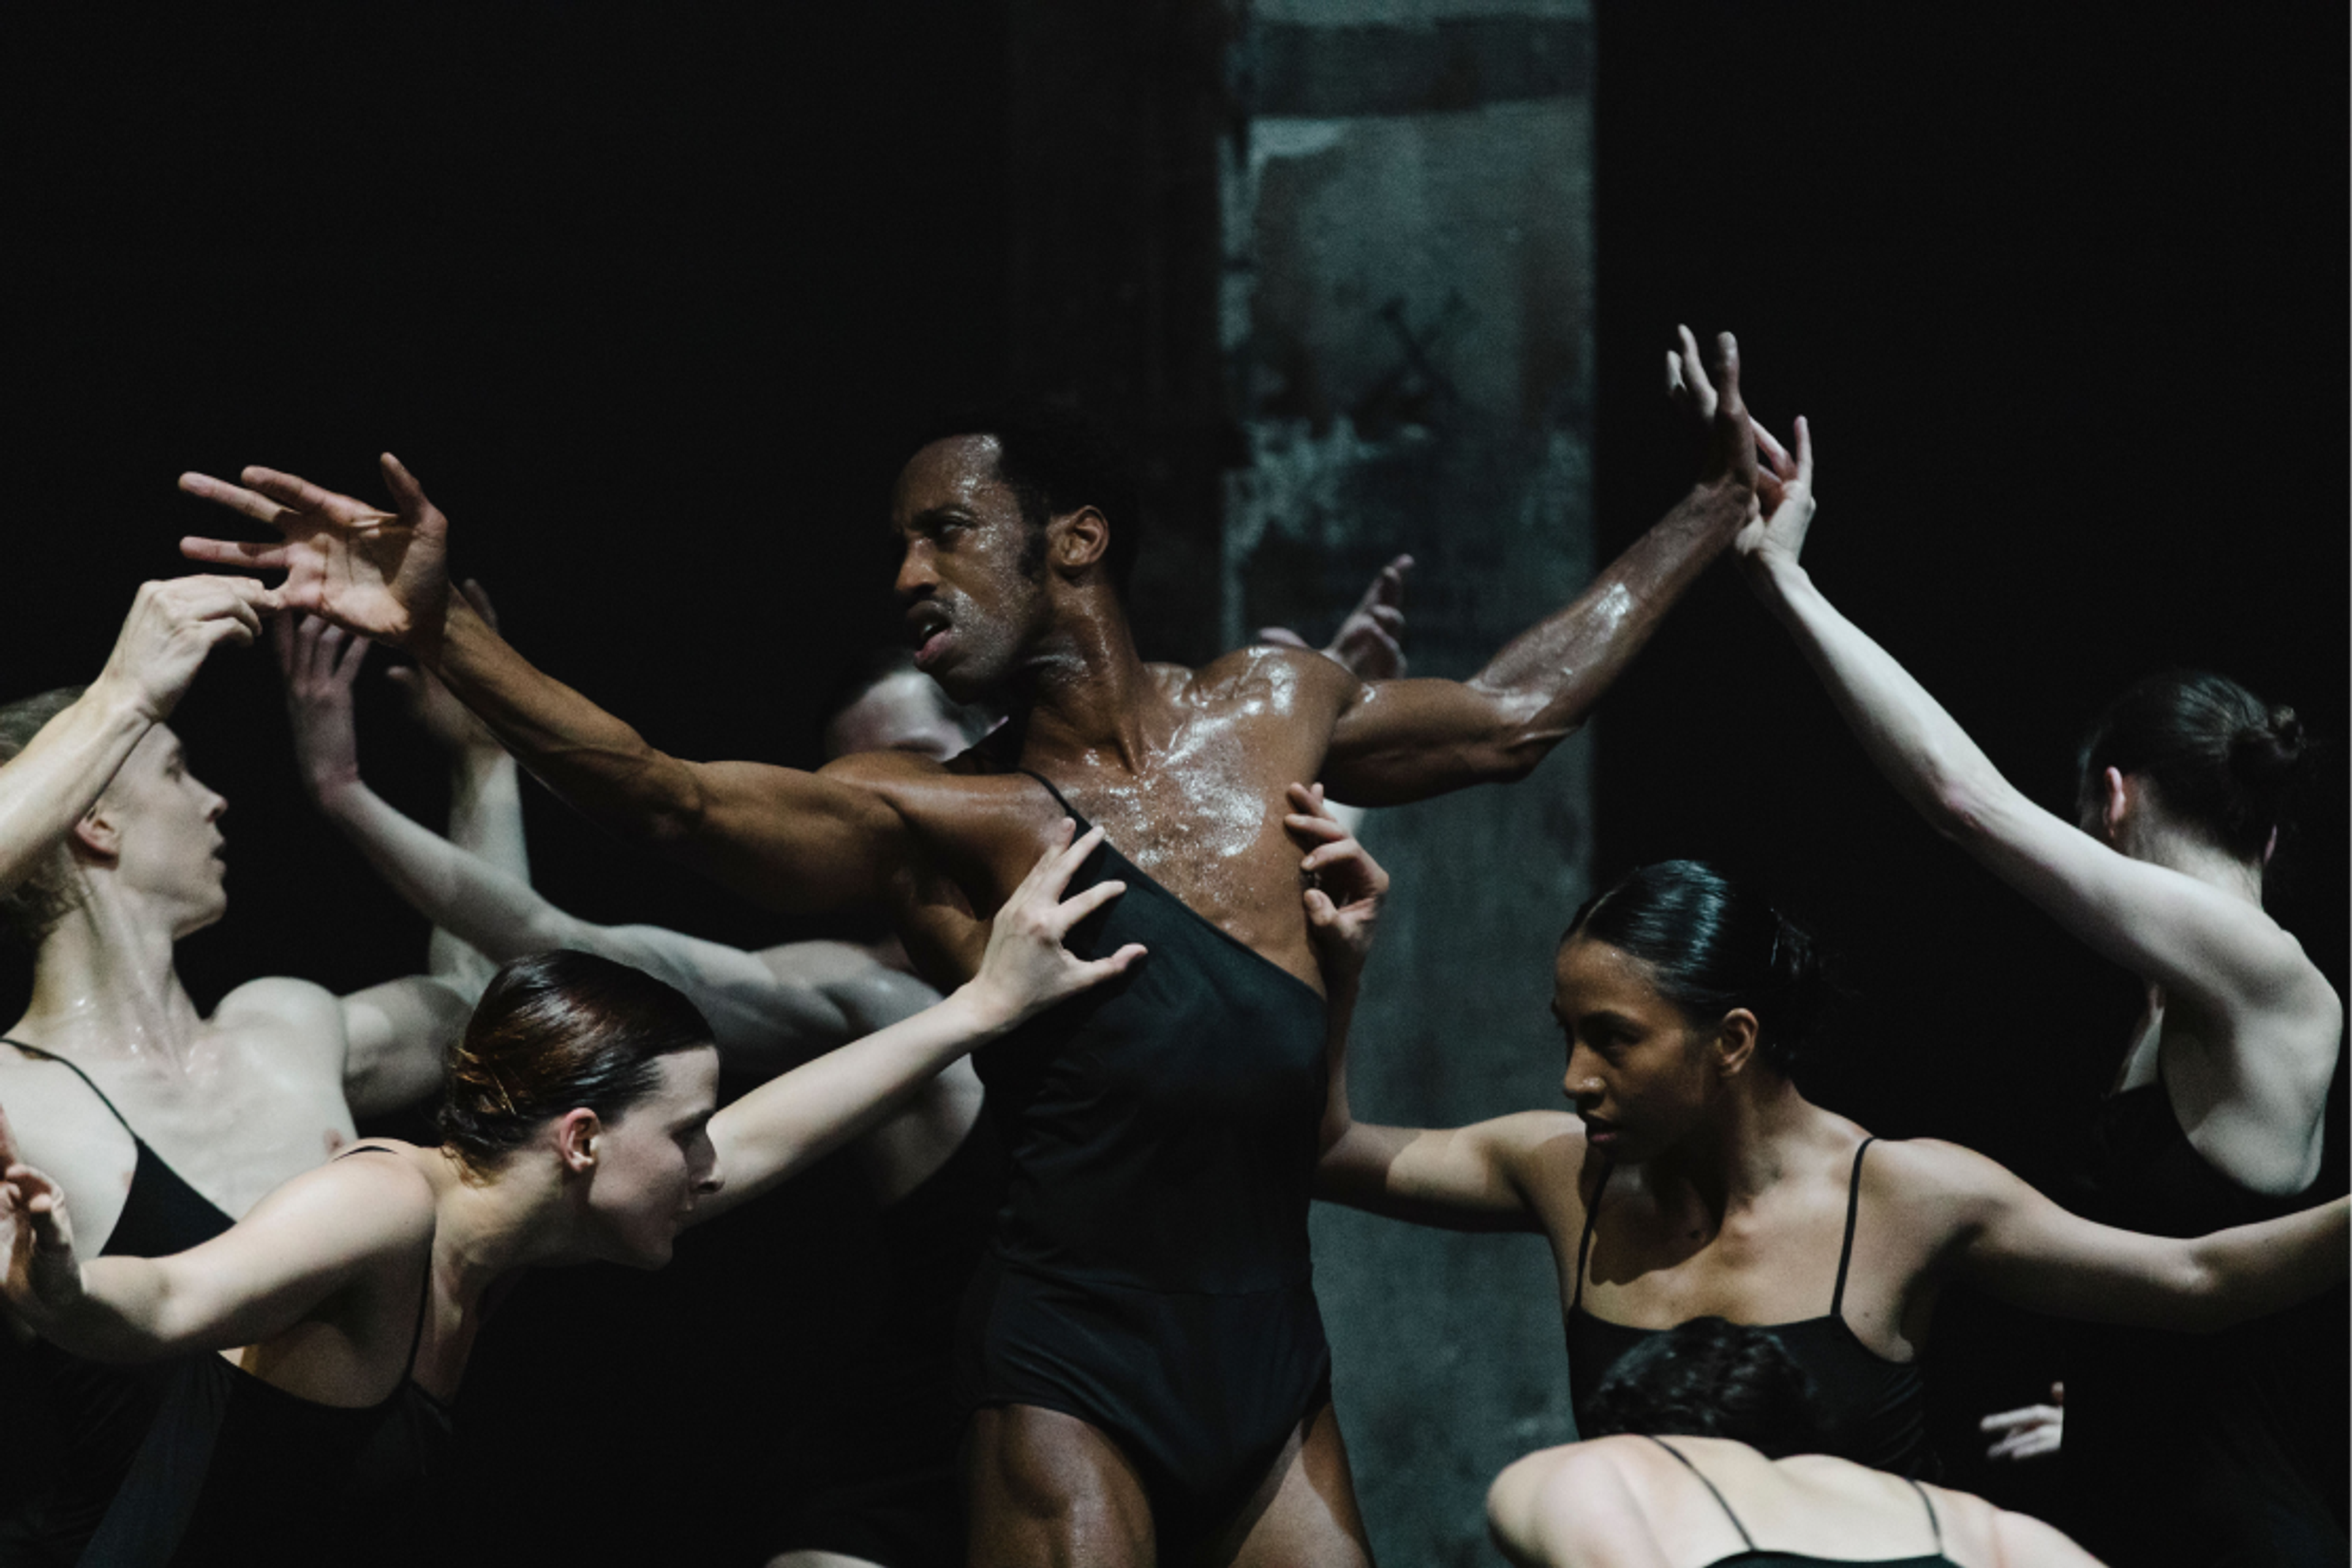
2077;671;2310;862
1562;861;1828;1075
815;647;991;760
921;402;1145;597
0;687;92;946
439;951;715;1175
1579;1317;1828;1458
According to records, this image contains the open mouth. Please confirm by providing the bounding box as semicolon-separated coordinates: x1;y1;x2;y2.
1580;1113;1620;1147
906;604;954;670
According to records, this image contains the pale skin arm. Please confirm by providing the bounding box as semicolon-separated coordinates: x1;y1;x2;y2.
0;1102;431;1363
692;823;1144;1224
1320;331;1760;805
1289;783;1558;1233
1739;418;2339;1053
0;577;277;894
278;613;867;1069
179;457;907;915
1894;1137;2350;1333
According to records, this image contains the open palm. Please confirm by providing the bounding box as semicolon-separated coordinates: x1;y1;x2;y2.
179;454;454;650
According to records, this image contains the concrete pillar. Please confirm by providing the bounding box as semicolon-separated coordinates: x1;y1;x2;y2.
1221;2;1596;1557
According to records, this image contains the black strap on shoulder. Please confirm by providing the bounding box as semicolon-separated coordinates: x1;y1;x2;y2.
1906;1476;1944;1555
1830;1135;1878;1317
1014;767;1086;826
1;1038;138;1138
333;1144;436;1380
1643;1436;1755;1550
1570;1161;1616;1313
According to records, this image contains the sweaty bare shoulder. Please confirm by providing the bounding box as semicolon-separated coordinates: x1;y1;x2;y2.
1179;644;1358;726
212;976;345;1041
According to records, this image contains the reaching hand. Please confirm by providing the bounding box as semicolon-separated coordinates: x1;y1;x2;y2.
1735;416;1816;586
275;614;371;805
1256;554;1414;682
1286;782;1388;985
1981;1383;2064;1463
962;821;1147;1031
386;581;505;759
1664;324;1761;507
0;1102;83;1325
91;576;282;724
178;454;455;651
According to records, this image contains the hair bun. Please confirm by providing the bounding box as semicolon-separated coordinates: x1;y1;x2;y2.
2230;706;2309;793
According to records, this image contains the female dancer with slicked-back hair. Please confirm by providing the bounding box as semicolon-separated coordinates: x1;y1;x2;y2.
1726;404;2344;1560
0;824;1139;1568
1290;786;2346;1484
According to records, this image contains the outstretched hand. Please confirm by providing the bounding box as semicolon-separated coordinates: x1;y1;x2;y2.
963;821;1147;1031
274;614;371;805
1663;325;1760;504
1981;1382;2064;1463
1735;415;1815;586
1257;554;1414;682
0;1102;83;1324
178;454;455;652
1286;782;1388;986
93;576;283;724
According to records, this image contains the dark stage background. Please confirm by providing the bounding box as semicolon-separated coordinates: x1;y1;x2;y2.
6;3;2343;1561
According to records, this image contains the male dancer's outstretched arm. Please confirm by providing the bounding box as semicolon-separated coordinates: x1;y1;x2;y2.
178;458;909;916
1319;329;1760;804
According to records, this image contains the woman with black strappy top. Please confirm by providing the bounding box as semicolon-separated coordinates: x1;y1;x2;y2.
1487;1318;2101;1568
1292;795;2348;1479
0;824;1139;1567
1733;407;2345;1559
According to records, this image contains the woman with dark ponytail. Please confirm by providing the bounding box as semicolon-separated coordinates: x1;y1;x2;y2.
1727;410;2343;1561
1290;786;2346;1487
0;823;1140;1567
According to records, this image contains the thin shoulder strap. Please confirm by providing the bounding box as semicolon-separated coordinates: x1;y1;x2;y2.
1014;767;1085;824
1642;1436;1755;1550
1569;1161;1616;1313
1830;1135;1878;1317
1905;1477;1945;1554
333;1144;435;1379
1;1038;138;1138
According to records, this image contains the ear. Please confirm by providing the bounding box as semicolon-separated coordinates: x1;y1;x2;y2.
1712;1009;1759;1077
2098;766;2130;843
70;806;119;864
1052;505;1111;578
553;1109;602;1175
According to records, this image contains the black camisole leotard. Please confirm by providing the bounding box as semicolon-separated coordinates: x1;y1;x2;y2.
956;771;1332;1548
1566;1137;1935;1477
0;1040;233;1568
78;1145;454;1568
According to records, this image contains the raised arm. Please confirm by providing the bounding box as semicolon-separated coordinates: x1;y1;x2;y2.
1;1105;431;1363
179;457;907;913
1321;331;1759;805
277;616;869;1072
0;577;275;894
1289;784;1556;1232
692;823;1144;1223
1891;1137;2348;1333
1739;423;2340;1137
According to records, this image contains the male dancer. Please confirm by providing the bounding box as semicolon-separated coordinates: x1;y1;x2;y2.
179;341;1762;1564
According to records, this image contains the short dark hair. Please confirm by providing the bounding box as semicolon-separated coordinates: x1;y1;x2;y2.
0;687;91;946
439;951;715;1175
2077;670;2311;862
1564;861;1830;1076
921;402;1145;597
1579;1317;1828;1458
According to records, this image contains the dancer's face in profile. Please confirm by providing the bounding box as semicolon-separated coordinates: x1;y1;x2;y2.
581;1046;723;1268
89;725;230;938
1551;937;1720;1163
891;435;1055;703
